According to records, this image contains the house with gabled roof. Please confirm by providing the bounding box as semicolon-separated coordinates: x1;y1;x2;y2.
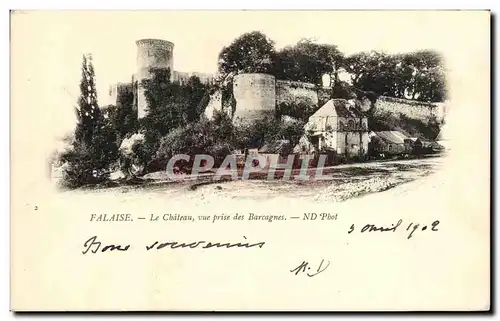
301;99;369;157
368;131;411;155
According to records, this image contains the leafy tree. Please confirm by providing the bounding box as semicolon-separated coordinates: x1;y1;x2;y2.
276;101;316;122
275;39;344;85
182;75;208;122
106;82;138;140
138;68;210;172
74;54;101;145
156;111;234;167
218;31;277;77
343;50;446;102
331;80;357;100
400;50;446;102
233;117;305;150
60;54;119;188
343;51;400;97
139;68;185;168
155;109;305;170
275;120;306;148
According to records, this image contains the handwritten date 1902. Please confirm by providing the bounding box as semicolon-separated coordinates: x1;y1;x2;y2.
347;219;440;239
290;259;330;277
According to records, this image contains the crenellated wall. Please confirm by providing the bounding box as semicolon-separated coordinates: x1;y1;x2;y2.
374;96;441;123
226;74;330;124
276;80;319;107
172;71;216;86
107;37;447;128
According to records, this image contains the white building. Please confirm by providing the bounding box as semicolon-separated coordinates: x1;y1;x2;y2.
301;99;369;157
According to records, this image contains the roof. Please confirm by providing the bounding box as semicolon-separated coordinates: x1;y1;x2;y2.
310;99;365;119
371;131;409;144
259;140;292;154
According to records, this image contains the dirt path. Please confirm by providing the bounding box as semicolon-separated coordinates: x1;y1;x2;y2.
62;156;443;203
191;157;442;202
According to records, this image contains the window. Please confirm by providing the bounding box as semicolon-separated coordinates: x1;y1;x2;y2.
309;136;320;150
348;120;355;130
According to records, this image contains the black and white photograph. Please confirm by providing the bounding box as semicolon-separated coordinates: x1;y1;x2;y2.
48;16;449;202
9;10;490;312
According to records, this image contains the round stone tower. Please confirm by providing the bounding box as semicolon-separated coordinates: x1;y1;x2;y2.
232;73;276;125
135;39;174;119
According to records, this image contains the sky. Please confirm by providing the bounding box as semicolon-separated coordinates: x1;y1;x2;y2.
11;11;490;140
14;11;455;104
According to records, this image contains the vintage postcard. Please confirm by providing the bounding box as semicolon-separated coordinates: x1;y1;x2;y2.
10;10;490;311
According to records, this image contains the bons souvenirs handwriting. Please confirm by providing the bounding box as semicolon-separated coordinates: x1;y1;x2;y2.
80;217;441;279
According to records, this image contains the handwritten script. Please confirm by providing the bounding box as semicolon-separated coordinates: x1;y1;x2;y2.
290;259;331;277
348;219;440;239
82;236;265;254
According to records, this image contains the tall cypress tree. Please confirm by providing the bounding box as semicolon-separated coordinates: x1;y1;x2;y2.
60;54;119;188
74;54;101;145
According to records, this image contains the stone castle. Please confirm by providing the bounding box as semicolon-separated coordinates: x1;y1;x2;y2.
107;38;446;124
107;38;216;119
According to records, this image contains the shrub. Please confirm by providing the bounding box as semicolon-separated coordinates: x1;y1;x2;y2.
59;116;119;188
368;110;442;140
276;101;315;122
138;68;211;171
331;81;356;100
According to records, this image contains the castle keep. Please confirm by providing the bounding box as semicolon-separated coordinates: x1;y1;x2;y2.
135;39;174;119
107;38;216;118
